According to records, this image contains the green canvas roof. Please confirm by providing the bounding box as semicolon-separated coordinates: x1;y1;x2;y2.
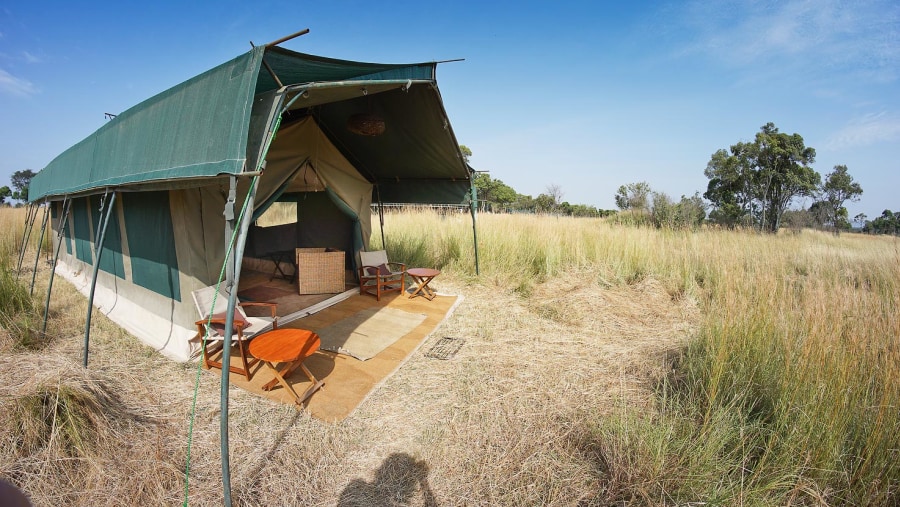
30;45;471;204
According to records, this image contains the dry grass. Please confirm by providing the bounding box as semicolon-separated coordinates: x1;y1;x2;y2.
0;206;897;506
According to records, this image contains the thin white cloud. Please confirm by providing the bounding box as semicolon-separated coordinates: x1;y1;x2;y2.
0;68;37;97
825;112;900;150
673;0;899;80
21;51;40;63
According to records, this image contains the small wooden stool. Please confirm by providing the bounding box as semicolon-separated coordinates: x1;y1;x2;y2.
248;328;324;405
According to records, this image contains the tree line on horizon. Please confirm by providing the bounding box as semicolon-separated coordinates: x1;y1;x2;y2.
467;122;898;235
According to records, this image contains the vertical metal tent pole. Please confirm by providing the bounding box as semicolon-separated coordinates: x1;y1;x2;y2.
219;176;260;507
43;198;71;336
469;180;480;275
16;203;37;278
371;185;386;249
82;191;116;368
29;202;50;296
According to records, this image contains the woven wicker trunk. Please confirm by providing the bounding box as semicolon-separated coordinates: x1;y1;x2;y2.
295;248;345;294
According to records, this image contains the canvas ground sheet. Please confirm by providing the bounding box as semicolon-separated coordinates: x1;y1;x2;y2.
209;292;459;422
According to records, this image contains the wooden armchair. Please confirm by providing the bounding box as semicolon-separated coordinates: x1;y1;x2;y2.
191;285;278;381
358;250;406;301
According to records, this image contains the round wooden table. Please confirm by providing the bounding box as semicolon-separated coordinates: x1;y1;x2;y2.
248;328;324;405
407;267;440;300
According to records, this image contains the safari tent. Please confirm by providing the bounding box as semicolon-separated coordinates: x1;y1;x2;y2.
27;42;474;362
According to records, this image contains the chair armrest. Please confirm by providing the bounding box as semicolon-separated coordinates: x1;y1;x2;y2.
196;317;247;338
387;262;406;271
239;302;277;318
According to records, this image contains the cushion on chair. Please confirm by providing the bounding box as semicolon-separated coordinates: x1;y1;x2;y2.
207;309;250;337
376;263;391;276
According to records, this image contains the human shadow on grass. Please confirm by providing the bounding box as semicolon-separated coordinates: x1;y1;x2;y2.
338;452;437;507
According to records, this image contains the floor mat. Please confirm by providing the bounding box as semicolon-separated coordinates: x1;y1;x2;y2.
217;292;460;422
317;307;427;360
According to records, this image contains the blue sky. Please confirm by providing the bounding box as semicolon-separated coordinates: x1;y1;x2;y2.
1;1;898;220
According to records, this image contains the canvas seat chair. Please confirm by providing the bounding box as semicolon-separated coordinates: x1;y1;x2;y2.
192;285;278;380
358;250;406;301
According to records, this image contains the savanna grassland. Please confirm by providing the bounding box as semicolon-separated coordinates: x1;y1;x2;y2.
1;205;897;506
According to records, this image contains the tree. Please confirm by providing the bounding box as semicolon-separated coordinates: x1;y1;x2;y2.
820;165;863;232
704;142;756;228
703;123;819;233
614;182;651;212
650;192;706;229
870;210;899;235
0;186;10;206
473;173;517;212
545;184;564;211
534;193;557;213
853;213;867;230
10;169;36;202
459;145;472;164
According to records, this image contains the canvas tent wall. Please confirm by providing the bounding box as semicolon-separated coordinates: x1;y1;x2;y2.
29;44;472;362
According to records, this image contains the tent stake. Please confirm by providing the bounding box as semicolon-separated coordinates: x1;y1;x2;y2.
43;198;71;336
29;203;50;296
82;191;116;368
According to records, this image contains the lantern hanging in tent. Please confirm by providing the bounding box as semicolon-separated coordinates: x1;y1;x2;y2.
346;112;386;136
346;90;386;136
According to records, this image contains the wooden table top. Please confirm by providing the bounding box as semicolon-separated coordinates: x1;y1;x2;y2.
248;328;320;363
407;267;440;277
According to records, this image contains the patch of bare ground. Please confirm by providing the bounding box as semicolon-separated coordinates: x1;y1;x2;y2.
1;265;699;506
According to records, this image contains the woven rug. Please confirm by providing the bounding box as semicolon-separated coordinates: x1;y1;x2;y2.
316;307;427;360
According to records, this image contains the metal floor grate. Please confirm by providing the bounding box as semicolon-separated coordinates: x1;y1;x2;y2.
424;337;465;360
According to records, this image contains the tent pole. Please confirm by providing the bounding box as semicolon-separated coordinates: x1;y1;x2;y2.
82;191;116;368
375;185;386;249
16;203;37;278
219;110;282;506
43;198;71;336
29;202;50;295
264;28;310;47
469;179;480;275
219;176;260;507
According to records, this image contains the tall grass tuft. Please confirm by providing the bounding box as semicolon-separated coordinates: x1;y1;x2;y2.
381;210;899;503
0;207;45;350
591;229;900;505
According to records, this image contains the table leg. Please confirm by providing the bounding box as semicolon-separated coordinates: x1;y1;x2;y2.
262;360;325;404
262;360;302;391
263;360;303;404
409;275;437;300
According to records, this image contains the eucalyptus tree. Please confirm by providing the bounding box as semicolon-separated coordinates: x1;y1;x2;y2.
704;123;820;233
819;165;863;231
